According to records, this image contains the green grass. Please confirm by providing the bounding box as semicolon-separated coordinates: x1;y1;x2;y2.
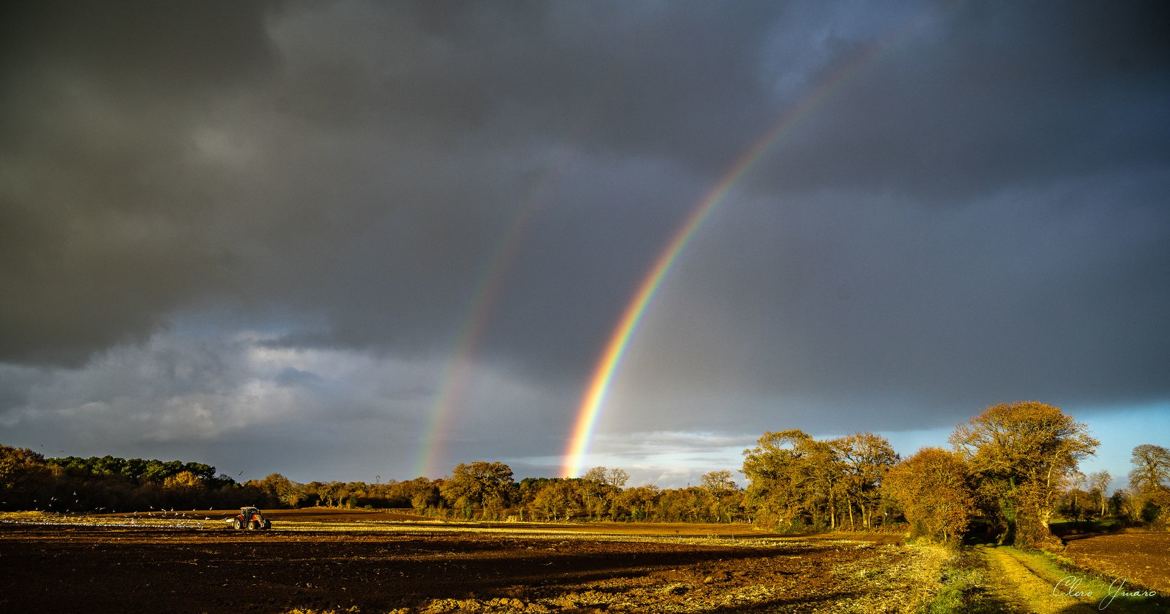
1001;546;1163;612
927;565;982;613
923;548;1001;614
924;545;1165;613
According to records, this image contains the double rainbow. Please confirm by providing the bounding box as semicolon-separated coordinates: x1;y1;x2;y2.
561;37;899;478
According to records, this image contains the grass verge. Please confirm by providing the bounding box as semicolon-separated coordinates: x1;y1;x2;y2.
997;546;1163;612
922;546;1003;613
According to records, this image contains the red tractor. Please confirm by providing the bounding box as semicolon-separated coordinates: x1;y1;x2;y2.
228;506;272;530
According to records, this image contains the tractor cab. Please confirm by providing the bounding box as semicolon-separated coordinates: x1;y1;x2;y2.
229;506;272;530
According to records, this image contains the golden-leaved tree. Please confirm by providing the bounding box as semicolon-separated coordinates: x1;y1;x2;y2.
833;433;898;529
950;401;1097;546
883;448;973;544
743;430;844;529
440;461;516;520
1129;444;1170;525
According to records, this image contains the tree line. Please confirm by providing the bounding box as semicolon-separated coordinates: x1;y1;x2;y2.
0;448;260;512
2;401;1167;547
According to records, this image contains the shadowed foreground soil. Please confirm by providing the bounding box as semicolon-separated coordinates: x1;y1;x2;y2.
0;523;936;613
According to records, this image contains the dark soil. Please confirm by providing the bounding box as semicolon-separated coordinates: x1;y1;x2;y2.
1062;529;1170;595
0;523;900;613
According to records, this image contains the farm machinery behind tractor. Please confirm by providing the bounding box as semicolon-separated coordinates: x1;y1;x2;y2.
228;506;272;530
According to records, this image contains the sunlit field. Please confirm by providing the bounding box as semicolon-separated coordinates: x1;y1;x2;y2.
1;509;1166;613
1;509;939;613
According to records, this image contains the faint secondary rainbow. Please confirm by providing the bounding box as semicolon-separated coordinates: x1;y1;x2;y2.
414;169;561;478
561;39;898;478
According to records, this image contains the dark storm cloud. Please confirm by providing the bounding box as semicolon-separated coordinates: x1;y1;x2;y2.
613;170;1170;434
751;1;1170;200
0;0;281;364
1;0;1168;474
605;0;1170;431
0;0;790;374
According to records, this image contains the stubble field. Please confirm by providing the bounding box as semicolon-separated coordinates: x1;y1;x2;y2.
0;509;937;613
1;509;1165;613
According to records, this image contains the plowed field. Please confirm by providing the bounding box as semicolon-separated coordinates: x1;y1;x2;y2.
0;511;942;613
1063;530;1170;595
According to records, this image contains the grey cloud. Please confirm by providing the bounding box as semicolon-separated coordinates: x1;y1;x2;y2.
752;1;1170;200
0;332;453;478
0;1;281;364
8;0;1162;370
273;367;322;387
0;1;1167;478
610;170;1170;434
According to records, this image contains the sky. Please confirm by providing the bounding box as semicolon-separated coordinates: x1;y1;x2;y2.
2;1;1168;489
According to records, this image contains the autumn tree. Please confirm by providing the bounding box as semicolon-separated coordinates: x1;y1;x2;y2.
0;445;54;510
582;466;629;488
0;446;270;511
1129;444;1170;493
580;466;629;519
252;473;300;507
742;430;808;527
614;485;659;521
742;430;841;529
440;461;516;520
581;467;607;484
1110;488;1137;521
579;469;607;519
1087;471;1111;517
950;401;1098;546
516;477;557;517
657;487;708;522
163;470;203;489
395;477;441;513
883;448;974;544
1129;444;1170;525
701;470;735;492
700;470;742;523
528;479;584;521
832;433;898;529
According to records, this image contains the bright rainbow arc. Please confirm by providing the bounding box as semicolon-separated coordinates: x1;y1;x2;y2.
561;39;895;478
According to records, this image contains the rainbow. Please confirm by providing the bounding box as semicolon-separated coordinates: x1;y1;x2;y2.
414;163;568;478
561;38;900;478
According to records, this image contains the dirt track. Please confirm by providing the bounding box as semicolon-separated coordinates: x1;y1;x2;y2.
0;520;938;613
974;543;1167;614
981;547;1093;614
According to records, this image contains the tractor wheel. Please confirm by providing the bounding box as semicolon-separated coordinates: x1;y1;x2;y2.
233;518;243;530
250;519;260;530
263;519;272;530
